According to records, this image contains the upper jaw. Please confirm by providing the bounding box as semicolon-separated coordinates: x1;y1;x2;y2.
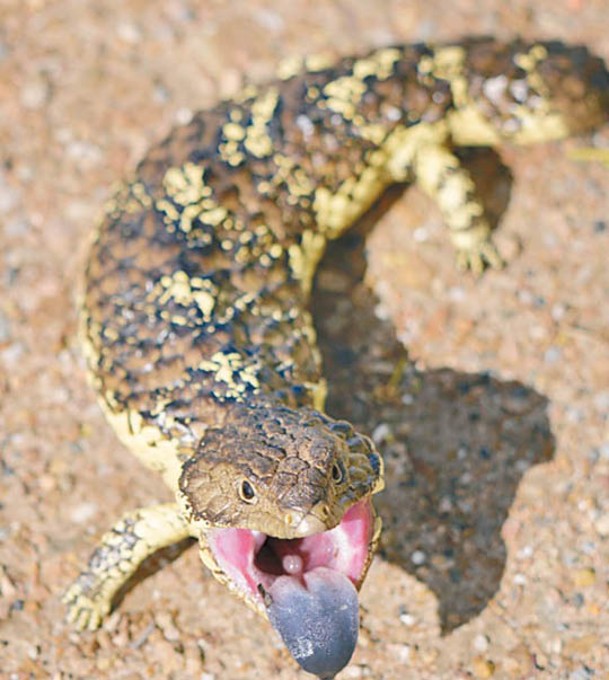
292;512;328;537
277;499;340;539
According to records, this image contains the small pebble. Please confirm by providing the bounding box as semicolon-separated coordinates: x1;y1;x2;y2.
1;342;24;367
411;550;426;566
96;656;112;672
571;593;584;608
544;346;561;364
153;82;171;104
413;226;429;242
399;612;416;627
572;567;596;588
389;643;411;662
0;312;11;343
551;303;567;321
0;176;18;214
439;496;453;513
517;545;534;559
371;423;392;444
472;657;495;678
175;107;194;125
69;502;98;524
534;652;549;669
155;611;181;642
66;140;102;167
594;514;609;536
473;634;490;653
38;475;56;492
117;21;142;44
448;286;466;302
20;78;50;110
255;9;285;31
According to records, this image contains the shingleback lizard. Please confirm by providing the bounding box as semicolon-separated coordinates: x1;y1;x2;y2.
64;38;608;678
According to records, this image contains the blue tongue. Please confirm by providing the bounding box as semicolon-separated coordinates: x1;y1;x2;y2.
266;567;360;679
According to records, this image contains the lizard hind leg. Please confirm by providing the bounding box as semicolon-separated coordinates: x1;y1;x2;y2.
63;502;192;630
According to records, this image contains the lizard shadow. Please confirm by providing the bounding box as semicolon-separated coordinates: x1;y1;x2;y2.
312;148;556;634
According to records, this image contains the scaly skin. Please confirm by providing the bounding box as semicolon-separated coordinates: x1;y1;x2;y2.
66;39;608;636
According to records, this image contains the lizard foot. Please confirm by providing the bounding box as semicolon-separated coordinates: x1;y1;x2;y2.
63;584;110;631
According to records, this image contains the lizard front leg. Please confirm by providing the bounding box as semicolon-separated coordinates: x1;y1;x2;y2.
387;123;503;274
64;502;192;630
410;143;504;274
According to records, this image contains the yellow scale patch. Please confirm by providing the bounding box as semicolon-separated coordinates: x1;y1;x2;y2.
158;162;228;234
266;152;316;208
219;109;247;166
510;44;569;142
322;48;401;144
197;351;262;400
219;89;281;164
277;52;335;81
288;229;327;296
105;179;153;216
313;146;390;239
156;270;217;319
243;88;280;159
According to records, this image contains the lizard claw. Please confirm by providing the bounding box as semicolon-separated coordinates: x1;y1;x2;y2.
456;238;505;276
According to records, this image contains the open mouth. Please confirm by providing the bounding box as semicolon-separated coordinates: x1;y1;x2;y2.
204;496;379;677
205;497;377;608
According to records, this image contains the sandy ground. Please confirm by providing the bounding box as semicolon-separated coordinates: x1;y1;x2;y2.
1;1;609;678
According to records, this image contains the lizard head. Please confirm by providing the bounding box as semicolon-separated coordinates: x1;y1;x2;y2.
179;403;383;537
178;403;384;677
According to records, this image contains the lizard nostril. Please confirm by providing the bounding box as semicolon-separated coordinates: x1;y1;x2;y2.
285;511;306;528
331;461;345;484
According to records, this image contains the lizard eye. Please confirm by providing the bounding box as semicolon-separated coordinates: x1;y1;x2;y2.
239;479;257;503
331;461;345;484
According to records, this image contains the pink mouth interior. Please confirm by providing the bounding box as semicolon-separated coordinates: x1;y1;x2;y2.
206;498;375;602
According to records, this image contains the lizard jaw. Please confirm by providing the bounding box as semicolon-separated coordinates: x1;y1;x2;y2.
204;497;379;612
